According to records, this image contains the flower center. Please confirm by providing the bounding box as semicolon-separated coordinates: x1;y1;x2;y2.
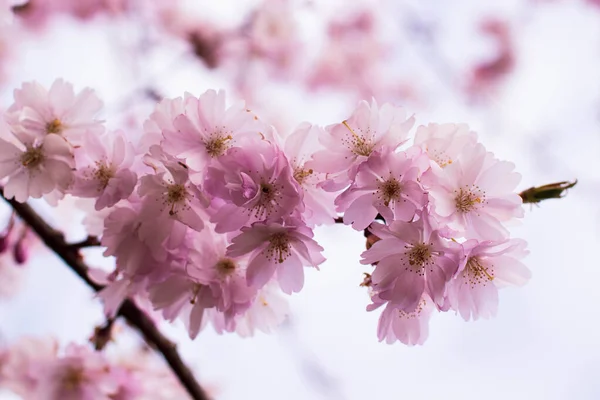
61;366;85;391
377;177;402;206
293;166;313;185
93;162;114;189
342;120;374;157
216;258;237;276
266;232;291;263
397;298;426;318
20;147;44;168
249;181;280;219
46;118;63;134
204;134;233;158
166;184;188;215
463;256;494;287
427;148;452;167
454;186;485;213
408;243;431;267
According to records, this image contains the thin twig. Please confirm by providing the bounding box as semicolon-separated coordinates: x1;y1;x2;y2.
68;236;101;249
0;188;210;400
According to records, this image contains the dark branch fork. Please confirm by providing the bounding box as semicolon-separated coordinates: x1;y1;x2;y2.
0;188;210;400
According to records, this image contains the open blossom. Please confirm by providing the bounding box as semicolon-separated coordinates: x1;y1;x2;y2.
373;295;435;346
282;123;337;226
336;148;429;230
33;344;117;400
361;218;460;312
413;123;478;168
186;228;256;321
425;143;523;240
70;130;137;210
5;79;103;145
311;99;415;190
226;221;325;294
101;205;161;277
138;147;209;251
0;336;58;397
141;96;186;153
446;238;530;321
203;280;290;337
149;270;218;339
0;134;74;202
205;140;301;233
161;89;261;172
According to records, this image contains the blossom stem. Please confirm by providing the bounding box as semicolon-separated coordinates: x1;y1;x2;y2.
0;188;210;400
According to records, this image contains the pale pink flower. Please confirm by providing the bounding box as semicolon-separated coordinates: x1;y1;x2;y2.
374;295;435;346
311;99;414;190
226;221;325;294
161;89;260;172
71;130;137;210
361;218;460;312
424;143;523;240
282;123;338;226
413;123;478;168
149;271;218;340
6;79;103;145
203;280;290;337
205;140;301;233
336;148;429;230
141;96;186;154
0;134;74;202
446;238;530;321
33;344;117;400
0;336;58;398
101;205;159;276
186;228;256;321
138;147;209;252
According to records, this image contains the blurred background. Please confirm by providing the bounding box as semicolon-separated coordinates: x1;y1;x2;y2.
0;0;599;399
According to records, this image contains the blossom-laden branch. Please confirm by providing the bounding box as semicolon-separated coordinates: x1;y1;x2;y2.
0;187;210;400
333;179;577;224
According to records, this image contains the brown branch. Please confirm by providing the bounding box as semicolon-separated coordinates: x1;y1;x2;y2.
68;235;101;249
0;189;210;400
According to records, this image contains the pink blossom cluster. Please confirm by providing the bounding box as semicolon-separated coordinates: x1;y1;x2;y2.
0;336;190;399
0;79;530;346
334;112;531;345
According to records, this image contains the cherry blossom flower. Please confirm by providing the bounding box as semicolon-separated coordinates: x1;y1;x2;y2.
6;79;103;145
0;134;74;202
226;221;325;294
149;270;218;339
203;280;290;337
205;140;301;233
413;123;478;168
33;344;117;400
311;99;414;190
71;130;137;210
424;143;524;240
141;96;186;153
374;295;435;346
446;238;530;321
101;205;158;276
282;122;338;226
138;147;209;251
161;89;260;172
0;336;58;398
185;228;256;321
361;218;460;312
336;148;429;230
